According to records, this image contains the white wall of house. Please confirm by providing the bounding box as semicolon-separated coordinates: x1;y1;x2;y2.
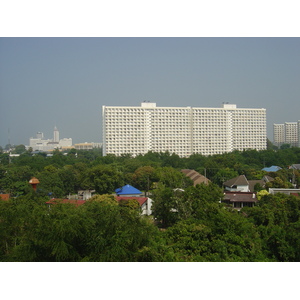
225;185;249;192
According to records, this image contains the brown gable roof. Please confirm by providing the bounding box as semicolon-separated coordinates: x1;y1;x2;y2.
223;175;249;188
223;192;257;203
248;179;265;193
263;175;274;182
181;169;210;185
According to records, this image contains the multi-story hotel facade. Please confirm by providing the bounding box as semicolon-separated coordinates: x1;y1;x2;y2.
102;102;267;157
274;121;300;148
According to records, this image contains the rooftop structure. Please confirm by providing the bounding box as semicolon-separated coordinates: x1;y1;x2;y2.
103;102;266;157
262;165;282;172
29;177;40;191
222;192;258;210
181;169;210;185
115;184;142;196
223;174;273;193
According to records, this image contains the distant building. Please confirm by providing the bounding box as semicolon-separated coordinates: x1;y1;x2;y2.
28;127;72;151
273;121;300;147
102;102;267;157
53;126;59;143
74;142;101;150
273;124;285;147
269;188;300;196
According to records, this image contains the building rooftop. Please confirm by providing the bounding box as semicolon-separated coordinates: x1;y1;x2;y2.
223;175;249;188
181;169;210;185
116;196;148;206
115;184;142;195
223;192;257;202
262;165;282;172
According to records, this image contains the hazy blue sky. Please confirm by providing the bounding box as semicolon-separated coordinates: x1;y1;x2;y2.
0;37;299;147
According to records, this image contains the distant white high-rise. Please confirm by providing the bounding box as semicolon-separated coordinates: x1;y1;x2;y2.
29;126;72;151
285;122;298;147
53;126;59;143
273;122;299;147
298;121;300;148
273;124;285;147
102;102;267;157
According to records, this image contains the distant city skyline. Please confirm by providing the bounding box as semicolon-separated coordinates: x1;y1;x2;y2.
1;37;299;147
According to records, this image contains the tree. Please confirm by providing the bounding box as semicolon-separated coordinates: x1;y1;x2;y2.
83;165;124;194
242;193;300;261
212;168;239;186
37;165;65;197
152;187;180;227
265;176;292;189
155;167;193;189
13;144;26;154
131;166;157;195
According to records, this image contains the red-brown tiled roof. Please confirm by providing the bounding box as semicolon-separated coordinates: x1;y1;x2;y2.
291;193;300;198
0;194;10;201
223;192;257;202
115;196;147;206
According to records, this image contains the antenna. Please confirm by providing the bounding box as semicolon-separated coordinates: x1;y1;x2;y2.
8;128;10;147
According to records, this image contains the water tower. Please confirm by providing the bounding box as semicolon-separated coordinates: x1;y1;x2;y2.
29;177;40;191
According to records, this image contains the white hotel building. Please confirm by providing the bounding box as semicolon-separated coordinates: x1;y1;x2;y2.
102;102;267;157
273;121;300;147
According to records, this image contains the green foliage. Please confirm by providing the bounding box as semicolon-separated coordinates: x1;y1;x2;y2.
152;183;224;227
1;147;300;261
131;166;157;193
242;193;300;261
12;144;26;154
212;168;239;186
83;165;124;194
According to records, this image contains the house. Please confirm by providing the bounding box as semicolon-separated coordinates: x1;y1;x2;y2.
224;175;274;193
289;164;300;170
223;175;250;192
114;184;152;215
248;175;274;192
222;192;258;210
116;196;153;215
181;169;210;185
115;184;143;197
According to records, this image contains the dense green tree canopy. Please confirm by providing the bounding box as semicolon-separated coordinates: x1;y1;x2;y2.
1;147;300;262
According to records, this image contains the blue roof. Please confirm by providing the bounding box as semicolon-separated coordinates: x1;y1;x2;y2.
115;184;142;195
262;165;282;172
